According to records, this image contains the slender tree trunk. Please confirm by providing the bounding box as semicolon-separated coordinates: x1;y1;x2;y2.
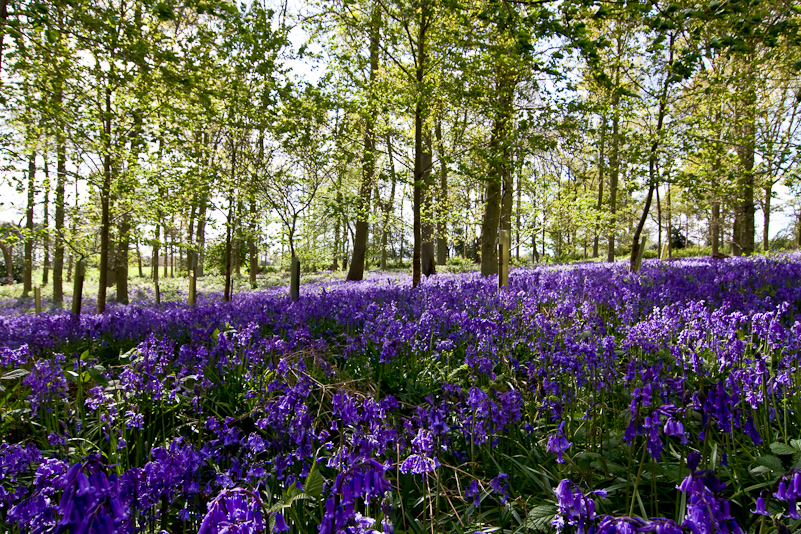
53;107;66;303
332;214;340;271
381;133;397;270
196;198;207;277
0;243;12;280
421;132;436;276
23;152;36;297
136;237;143;277
42;155;51;285
733;63;756;256
153;223;160;283
656;185;662;254
515;161;521;260
666;185;672;257
224;201;233;302
347;2;381;281
630;34;674;271
435;121;448;266
233;200;242;276
482;63;514;275
97;88;113;314
249;196;258;287
606;92;621;262
116;217;130;304
412;2;430;288
763;184;771;252
593;114;607;257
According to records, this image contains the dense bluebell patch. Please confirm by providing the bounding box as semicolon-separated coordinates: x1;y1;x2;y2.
1;255;801;533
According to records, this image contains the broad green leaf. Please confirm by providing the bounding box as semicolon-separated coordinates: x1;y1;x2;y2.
770;442;796;456
517;504;557;532
305;463;323;499
756;455;784;473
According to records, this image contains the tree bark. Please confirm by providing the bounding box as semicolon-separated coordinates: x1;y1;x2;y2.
42;155;51;285
421;132;436;276
381;133;397;270
97;87;113;314
593;114;607;257
763;184;771;252
732;63;756;256
23;152;36;297
435;121;448;265
347;2;381;282
482;59;514;275
224;202;233;302
249;195;258;287
606;92;621;262
53;103;67;304
234;200;242;276
0;242;12;280
196;199;207;277
153;223;160;283
412;1;430;288
136;237;143;277
630;33;673;271
116;217;129;304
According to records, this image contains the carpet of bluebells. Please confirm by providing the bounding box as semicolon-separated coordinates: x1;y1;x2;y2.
2;255;801;534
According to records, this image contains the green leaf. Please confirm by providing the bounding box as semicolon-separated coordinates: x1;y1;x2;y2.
770;442;796;456
750;465;773;475
756;455;784;473
518;504;557;532
305;463;323;499
2;369;29;380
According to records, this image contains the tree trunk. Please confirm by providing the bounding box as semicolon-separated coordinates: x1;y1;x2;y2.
224;202;233;302
347;2;381;282
435;121;448;266
23;152;36;297
153;223;160;283
42;155;50;285
732;64;756;256
630;34;673;271
136;238;143;277
515;160;521;260
482;62;514;276
711;201;720;256
381;133;397;270
234;200;242;276
97;88;113;314
53;106;67;304
593;114;606;257
606;92;621;262
0;243;12;280
196;199;207;277
412;1;430;288
116;217;130;304
656;185;662;254
763;184;771;252
249;196;258;287
421;133;436;276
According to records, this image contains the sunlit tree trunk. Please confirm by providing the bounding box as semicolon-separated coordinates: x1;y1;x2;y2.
23;153;36;297
347;2;381;282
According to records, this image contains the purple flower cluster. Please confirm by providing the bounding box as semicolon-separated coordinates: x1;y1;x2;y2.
0;255;800;532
